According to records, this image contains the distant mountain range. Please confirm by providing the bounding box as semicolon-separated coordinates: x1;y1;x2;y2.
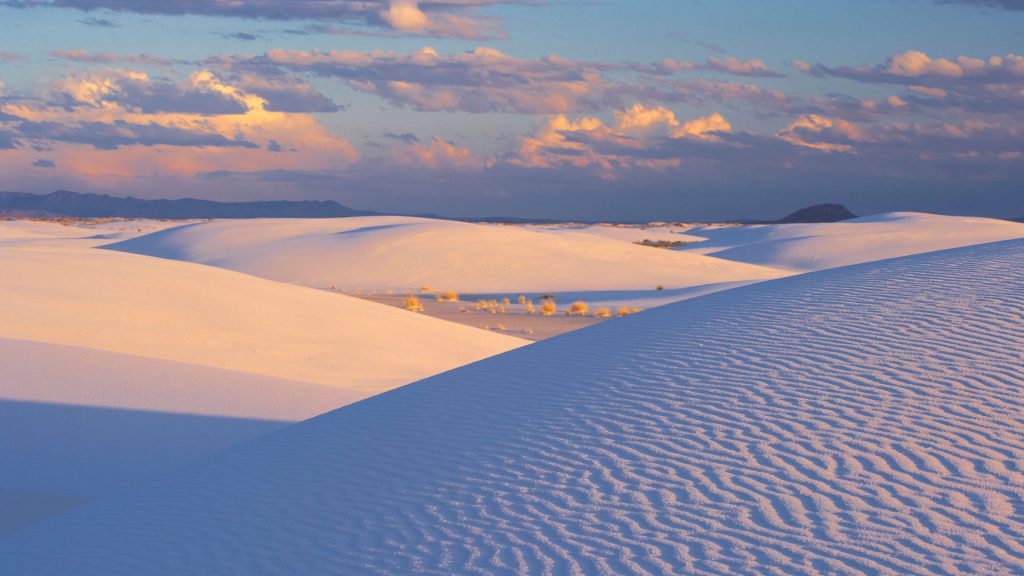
1;189;864;224
0;190;372;219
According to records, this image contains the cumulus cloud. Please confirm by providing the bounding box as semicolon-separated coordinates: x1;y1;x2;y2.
508;103;732;175
795;50;1024;116
0;67;356;181
797;50;1024;83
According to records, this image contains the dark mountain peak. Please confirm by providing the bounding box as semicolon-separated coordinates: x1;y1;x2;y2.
776;204;857;224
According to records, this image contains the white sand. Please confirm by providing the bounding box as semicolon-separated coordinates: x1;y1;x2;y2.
106;216;786;293
5;238;1022;575
679;212;1024;271
0;219;526;535
0;220;526;393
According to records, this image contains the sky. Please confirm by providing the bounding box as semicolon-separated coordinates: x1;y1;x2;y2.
0;0;1022;220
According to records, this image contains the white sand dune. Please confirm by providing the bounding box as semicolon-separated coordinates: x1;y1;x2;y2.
0;220;525;535
106;216;786;293
0;221;526;393
680;212;1024;272
5;238;1022;575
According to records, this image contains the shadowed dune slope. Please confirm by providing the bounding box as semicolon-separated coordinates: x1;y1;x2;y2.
3;239;1024;575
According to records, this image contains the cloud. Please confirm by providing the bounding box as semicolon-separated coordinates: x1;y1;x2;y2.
776;114;863;153
41;60;340;114
705;57;783;78
795;50;1024;116
507;103;732;175
801;50;1024;84
77;15;116;26
50;48;181;67
649;56;784;78
5;0;524;39
0;68;357;181
391;137;483;170
384;131;420;143
220;31;260;41
0;51;24;62
222;47;796;115
937;0;1024;10
32;158;56;167
15;118;260;150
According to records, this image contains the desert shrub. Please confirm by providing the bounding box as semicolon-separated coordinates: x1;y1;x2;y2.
502;297;511;306
541;299;557;316
404;295;424;312
436;290;458;302
518;295;527;305
496;324;506;331
635;239;696;249
567;301;589;316
594;307;612;318
617;306;641;316
656;285;664;291
525;300;536;314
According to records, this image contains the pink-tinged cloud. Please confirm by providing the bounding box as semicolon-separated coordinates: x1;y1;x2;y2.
776;115;864;153
50;49;181;67
508;103;732;175
705;56;782;77
0;68;357;183
226;47;796;115
391;137;483;171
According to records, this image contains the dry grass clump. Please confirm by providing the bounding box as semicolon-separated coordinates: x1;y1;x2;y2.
567;301;589;316
617;306;642;316
502;297;511;306
656;285;665;291
436;290;459;302
525;300;536;314
518;295;527;305
541;299;557;316
473;299;506;314
404;295;424;312
593;307;612;318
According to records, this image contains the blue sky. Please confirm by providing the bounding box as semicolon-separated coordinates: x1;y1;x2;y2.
0;0;1021;220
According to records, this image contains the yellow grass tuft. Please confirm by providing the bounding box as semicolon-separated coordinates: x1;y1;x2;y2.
567;301;589;316
518;295;527;305
502;297;511;306
617;306;642;316
541;299;557;316
404;295;424;312
525;300;536;314
435;290;458;302
594;307;612;318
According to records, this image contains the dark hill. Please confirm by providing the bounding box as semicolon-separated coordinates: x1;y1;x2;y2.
776;203;856;224
0;190;372;219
